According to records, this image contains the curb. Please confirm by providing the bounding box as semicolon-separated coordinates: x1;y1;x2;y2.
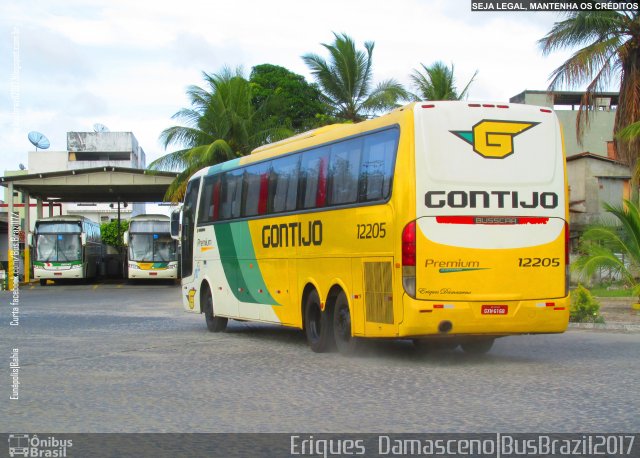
569;322;640;333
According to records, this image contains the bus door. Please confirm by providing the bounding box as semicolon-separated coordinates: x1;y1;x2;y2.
181;178;200;281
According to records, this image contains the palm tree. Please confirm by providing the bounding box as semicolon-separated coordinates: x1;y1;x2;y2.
302;32;408;122
538;7;640;173
573;199;640;299
149;68;291;201
618;121;640;142
410;61;477;101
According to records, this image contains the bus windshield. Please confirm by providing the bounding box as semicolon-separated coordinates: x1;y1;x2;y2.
36;233;82;262
129;233;176;262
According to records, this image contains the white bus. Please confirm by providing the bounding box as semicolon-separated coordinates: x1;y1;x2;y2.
32;215;102;286
124;214;178;279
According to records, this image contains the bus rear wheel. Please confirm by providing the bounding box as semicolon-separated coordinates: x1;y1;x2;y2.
304;290;333;353
39;279;47;286
333;292;359;355
460;338;494;354
203;287;227;332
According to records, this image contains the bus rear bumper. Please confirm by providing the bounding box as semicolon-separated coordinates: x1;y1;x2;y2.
398;294;570;338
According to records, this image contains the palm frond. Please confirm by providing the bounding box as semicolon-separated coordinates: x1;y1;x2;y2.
616;120;640;141
303;32;406;121
410;62;477;101
573;199;640;288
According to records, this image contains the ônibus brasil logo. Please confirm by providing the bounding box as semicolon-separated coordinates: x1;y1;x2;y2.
450;120;539;159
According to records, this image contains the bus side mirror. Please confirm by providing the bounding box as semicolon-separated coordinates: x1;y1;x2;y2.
123;231;129;246
170;210;181;240
81;233;87;246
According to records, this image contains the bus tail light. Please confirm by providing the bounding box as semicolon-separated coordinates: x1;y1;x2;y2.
402;221;417;297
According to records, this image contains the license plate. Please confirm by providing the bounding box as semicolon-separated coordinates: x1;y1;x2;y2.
482;305;508;315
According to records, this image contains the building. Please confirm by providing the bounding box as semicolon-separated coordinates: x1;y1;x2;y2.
4;131;148;227
29;131;146;222
0;131;152;276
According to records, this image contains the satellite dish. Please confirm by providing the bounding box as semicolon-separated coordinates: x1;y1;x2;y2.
93;123;110;133
28;131;50;151
19;163;26;170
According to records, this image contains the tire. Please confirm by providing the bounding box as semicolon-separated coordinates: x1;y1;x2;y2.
460;338;494;354
39;279;47;286
304;290;333;353
333;292;359;355
203;286;227;332
412;339;432;354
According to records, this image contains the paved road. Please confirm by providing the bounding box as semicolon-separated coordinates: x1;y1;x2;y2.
2;281;639;433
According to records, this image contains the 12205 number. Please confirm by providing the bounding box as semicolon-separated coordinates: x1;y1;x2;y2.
518;257;560;267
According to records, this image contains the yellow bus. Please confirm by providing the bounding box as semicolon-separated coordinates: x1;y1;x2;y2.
173;101;569;354
124;214;179;280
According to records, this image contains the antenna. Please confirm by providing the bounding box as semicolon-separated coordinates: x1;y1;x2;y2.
28;131;50;152
93;123;110;133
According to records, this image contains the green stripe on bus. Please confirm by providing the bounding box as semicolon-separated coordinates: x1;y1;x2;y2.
33;261;82;267
207;158;241;175
230;222;279;305
214;222;279;306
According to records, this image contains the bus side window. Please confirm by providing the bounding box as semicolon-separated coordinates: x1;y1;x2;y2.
328;137;362;206
299;147;329;209
198;175;220;224
359;129;399;202
219;169;243;220
242;162;271;217
270;154;300;214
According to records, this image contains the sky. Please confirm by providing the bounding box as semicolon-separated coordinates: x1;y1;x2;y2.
0;0;583;174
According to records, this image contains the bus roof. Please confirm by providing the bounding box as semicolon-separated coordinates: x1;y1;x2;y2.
35;215;96;224
128;214;170;222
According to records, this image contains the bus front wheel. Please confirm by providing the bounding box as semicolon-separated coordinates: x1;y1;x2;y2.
304;290;333;353
203;287;227;332
333;292;359;355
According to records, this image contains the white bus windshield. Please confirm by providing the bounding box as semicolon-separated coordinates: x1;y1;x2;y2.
129;233;176;262
36;233;82;262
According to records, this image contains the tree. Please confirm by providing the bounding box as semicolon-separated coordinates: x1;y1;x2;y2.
149;68;292;201
249;64;327;132
100;220;129;247
572;199;640;300
618;121;640;142
538;7;640;173
410;61;477;101
302;32;408;122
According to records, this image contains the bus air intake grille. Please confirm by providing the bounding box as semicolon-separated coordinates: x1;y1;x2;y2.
364;262;394;324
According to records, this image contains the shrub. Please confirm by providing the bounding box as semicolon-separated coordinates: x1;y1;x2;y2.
100;220;129;247
570;285;605;323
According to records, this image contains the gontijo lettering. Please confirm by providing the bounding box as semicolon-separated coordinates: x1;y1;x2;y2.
262;221;323;248
425;190;558;209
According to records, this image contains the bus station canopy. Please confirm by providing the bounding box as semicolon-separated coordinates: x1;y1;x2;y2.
0;167;179;203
